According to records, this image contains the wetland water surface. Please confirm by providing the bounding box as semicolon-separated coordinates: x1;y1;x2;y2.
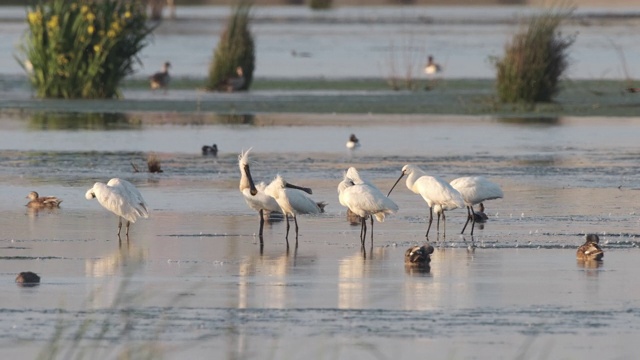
1;113;640;359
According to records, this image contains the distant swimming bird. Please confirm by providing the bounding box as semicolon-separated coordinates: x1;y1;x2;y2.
346;134;360;149
449;176;503;235
15;271;40;286
424;55;442;75
238;149;282;239
26;191;62;209
219;66;245;92
202;144;218;156
405;244;434;264
291;50;312;58
150;61;171;92
577;234;604;261
388;164;464;237
338;167;398;245
265;174;326;243
85;178;149;237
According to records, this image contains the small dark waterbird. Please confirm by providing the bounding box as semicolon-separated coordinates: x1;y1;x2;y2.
577;234;604;261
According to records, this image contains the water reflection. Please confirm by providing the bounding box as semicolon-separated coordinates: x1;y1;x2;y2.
85;243;147;278
237;246;314;309
338;247;390;309
497;116;560;126
28;111;140;130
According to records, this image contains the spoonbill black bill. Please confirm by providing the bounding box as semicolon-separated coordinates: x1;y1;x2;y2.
238;149;282;240
265;174;326;245
388;164;463;237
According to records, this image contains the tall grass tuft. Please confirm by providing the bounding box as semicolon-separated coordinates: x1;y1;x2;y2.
17;0;154;99
493;8;575;104
206;1;254;92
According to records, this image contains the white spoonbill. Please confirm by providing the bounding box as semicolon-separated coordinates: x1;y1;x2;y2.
238;149;282;240
449;176;503;235
388;164;463;237
85;178;149;237
265;175;326;243
338;167;398;246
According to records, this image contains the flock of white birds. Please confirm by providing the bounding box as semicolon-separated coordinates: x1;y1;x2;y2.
29;133;504;254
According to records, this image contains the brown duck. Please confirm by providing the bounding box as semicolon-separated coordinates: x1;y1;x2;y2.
26;191;62;209
577;234;604;261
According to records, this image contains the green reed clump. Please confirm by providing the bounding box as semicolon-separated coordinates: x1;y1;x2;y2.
206;1;254;92
494;8;575;104
18;0;154;99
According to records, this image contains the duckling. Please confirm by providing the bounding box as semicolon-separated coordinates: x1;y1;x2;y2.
26;191;62;209
577;234;604;261
150;61;171;92
405;244;434;265
15;271;40;286
346;134;360;149
202;144;218;156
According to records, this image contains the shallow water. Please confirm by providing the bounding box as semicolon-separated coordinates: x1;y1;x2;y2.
1;112;640;358
2;5;640;79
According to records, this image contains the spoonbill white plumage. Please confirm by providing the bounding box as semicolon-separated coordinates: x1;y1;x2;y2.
85;178;149;237
265;174;326;243
449;176;503;235
346;134;360;149
338;167;398;245
387;164;464;237
26;191;62;209
238;149;282;240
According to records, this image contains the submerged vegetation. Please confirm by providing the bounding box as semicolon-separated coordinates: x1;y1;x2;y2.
493;7;575;104
206;1;255;92
18;0;154;99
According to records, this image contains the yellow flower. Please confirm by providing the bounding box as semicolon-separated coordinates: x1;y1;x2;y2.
93;44;101;53
81;5;89;14
87;25;94;34
57;54;68;65
86;12;95;22
46;15;59;30
70;3;77;11
124;11;131;19
107;30;116;38
27;11;42;25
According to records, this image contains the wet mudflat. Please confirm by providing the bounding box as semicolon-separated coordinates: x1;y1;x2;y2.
0;112;640;358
